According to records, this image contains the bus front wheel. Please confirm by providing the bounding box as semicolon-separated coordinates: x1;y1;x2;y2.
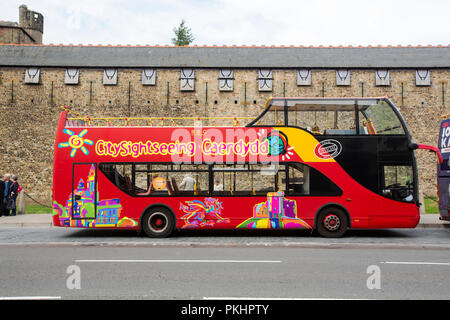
142;207;175;238
316;207;348;238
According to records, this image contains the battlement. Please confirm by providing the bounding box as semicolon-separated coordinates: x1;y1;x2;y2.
18;5;43;43
19;5;43;32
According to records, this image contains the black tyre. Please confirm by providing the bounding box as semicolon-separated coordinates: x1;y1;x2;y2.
142;207;175;238
316;207;348;238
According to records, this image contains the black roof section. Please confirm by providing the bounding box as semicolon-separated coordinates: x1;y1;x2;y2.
0;44;449;68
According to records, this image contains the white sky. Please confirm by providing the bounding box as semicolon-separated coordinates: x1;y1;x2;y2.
2;0;449;46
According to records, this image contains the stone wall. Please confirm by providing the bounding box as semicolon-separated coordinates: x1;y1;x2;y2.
0;25;35;44
0;67;448;203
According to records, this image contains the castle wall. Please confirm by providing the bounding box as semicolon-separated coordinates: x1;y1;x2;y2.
0;26;36;44
0;67;448;202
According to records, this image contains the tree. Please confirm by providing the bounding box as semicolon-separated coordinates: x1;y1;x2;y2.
171;20;195;46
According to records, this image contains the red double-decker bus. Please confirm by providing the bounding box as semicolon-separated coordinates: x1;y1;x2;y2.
52;97;436;237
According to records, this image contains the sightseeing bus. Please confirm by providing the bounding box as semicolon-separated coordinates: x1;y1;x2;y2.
438;113;450;220
52;97;437;237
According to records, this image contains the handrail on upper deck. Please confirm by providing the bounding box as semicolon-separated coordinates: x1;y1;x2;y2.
60;105;256;127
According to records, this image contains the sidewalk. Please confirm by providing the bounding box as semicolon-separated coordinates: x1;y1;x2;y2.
0;214;449;228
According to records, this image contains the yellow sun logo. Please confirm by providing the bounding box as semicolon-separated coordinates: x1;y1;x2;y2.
58;129;94;158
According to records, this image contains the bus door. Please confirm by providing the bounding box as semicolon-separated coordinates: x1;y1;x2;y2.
71;163;97;220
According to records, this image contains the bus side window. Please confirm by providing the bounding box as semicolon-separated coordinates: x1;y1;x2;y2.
212;164;286;196
288;163;342;196
288;163;309;195
99;163;133;194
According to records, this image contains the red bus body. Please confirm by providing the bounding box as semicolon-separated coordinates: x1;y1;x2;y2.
52;103;420;232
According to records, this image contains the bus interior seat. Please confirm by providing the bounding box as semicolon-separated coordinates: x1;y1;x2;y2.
171;178;180;195
124;176;132;192
291;184;304;194
166;180;174;195
195;183;201;195
366;120;377;134
311;125;320;134
136;183;154;196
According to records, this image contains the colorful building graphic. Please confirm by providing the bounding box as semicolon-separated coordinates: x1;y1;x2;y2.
237;191;311;229
180;198;230;228
52;164;137;228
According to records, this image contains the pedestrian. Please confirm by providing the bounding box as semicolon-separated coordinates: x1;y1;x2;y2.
2;174;11;216
8;175;20;216
0;174;4;217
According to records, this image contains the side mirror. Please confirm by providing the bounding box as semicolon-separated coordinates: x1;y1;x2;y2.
408;142;418;150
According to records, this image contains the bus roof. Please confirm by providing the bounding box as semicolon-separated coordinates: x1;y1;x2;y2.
266;97;388;111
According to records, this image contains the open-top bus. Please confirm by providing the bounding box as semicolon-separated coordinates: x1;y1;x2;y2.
438;113;450;220
52;97;437;237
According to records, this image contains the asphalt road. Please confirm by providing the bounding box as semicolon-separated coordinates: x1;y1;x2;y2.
0;246;449;299
0;227;448;299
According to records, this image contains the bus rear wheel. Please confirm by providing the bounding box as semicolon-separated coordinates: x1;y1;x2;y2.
142;208;175;238
316;207;348;238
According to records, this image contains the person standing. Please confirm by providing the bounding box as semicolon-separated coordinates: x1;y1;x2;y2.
2;174;11;216
8;175;19;216
0;175;4;217
179;173;196;191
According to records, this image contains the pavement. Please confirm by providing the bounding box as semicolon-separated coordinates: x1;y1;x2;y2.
0;213;449;229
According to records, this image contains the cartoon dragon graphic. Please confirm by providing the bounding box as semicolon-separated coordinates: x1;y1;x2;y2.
179;197;230;228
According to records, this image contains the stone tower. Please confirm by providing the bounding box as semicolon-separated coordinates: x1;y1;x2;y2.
19;4;43;44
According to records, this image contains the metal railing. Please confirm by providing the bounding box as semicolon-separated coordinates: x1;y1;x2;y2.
61;106;256;127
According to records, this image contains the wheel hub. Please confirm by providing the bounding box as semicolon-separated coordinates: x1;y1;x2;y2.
323;214;340;231
149;213;168;232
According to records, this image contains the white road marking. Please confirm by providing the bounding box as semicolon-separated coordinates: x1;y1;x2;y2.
0;296;61;300
203;297;375;300
75;259;282;263
381;261;450;266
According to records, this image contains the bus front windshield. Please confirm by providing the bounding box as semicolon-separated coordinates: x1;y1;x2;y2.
360;101;405;135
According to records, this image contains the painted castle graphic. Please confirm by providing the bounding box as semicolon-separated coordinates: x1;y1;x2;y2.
180;198;230;228
237;191;311;229
53;164;137;228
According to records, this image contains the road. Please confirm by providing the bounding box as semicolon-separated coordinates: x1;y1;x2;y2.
0;227;449;300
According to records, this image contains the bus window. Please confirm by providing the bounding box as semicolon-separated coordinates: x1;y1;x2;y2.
289;109;357;135
256;107;285;127
288;109;332;134
100;164;133;193
288;163;308;194
288;163;342;196
212;164;286;196
99;163;209;196
358;101;405;135
381;165;414;202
